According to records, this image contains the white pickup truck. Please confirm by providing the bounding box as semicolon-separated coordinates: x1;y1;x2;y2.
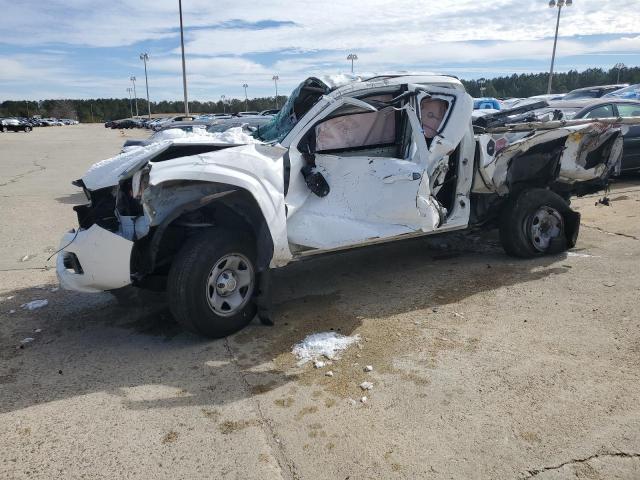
57;74;623;337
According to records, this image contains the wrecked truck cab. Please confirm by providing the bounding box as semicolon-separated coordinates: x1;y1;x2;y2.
56;74;623;338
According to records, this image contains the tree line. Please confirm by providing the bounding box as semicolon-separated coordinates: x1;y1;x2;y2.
1;66;638;122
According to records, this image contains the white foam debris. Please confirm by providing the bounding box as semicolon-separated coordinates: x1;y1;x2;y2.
314;360;326;369
50;287;59;292
325;371;334;377
20;337;35;344
360;396;368;403
8;310;16;314
364;365;373;372
21;299;48;310
292;332;360;365
34;328;42;333
360;381;374;391
567;252;597;258
20;255;30;262
151;127;261;145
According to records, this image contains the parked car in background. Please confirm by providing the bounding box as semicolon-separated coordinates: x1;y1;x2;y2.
562;84;628;101
1;118;33;132
105;118;143;129
572;99;640;172
604;83;640;100
473;97;501;110
260;109;280;116
152;116;196;131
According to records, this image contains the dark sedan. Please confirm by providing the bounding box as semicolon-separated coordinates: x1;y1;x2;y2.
549;98;640;172
1;118;33;132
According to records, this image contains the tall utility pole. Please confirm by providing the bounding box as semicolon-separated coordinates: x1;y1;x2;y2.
547;0;573;94
221;95;226;114
130;76;139;116
140;53;151;119
126;87;134;117
90;103;94;123
614;62;626;83
272;75;279;109
178;0;189;116
242;83;248;112
347;53;358;74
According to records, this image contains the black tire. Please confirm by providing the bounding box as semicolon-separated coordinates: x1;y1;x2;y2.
24;126;31;132
1;126;7;133
499;188;576;258
167;228;257;338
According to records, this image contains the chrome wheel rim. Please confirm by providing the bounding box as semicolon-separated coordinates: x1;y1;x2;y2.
205;253;254;317
529;206;563;252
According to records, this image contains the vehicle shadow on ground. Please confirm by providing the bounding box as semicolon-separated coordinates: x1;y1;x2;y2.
0;230;571;415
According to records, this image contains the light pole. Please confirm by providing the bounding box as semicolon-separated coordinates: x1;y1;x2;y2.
126;87;134;117
242;83;248;112
272;75;279;109
347;53;358;74
547;0;573;94
614;62;626;83
130;76;139;117
478;78;486;97
139;53;151;119
221;95;226;114
178;0;189;116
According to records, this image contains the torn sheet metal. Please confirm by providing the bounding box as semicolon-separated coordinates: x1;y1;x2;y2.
479;123;623;195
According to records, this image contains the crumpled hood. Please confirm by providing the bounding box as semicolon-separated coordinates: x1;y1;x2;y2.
82;141;171;190
81;127;264;191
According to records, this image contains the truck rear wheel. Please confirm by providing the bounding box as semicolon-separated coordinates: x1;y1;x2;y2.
499;189;578;258
167;229;257;338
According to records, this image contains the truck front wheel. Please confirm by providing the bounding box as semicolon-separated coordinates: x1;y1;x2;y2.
499;189;579;258
167;229;257;338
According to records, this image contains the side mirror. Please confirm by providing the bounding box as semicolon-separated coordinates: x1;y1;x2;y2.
301;165;330;197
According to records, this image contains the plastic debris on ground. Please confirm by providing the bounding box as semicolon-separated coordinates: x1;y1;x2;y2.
314;360;326;369
20;338;35;344
364;365;373;372
360;396;368;403
292;332;360;365
325;371;334;377
360;381;374;391
21;299;48;310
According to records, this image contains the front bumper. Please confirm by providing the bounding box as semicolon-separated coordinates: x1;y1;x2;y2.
56;225;133;293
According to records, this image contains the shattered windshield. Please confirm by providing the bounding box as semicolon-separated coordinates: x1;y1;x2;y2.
253;77;329;143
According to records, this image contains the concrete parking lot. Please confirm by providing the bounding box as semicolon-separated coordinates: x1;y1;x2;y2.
1;124;640;479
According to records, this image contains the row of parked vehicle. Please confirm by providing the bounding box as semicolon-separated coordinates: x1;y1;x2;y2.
104;110;279;132
473;83;640;172
0;116;79;132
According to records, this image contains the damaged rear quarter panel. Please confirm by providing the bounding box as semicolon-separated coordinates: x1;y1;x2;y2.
482;123;623;194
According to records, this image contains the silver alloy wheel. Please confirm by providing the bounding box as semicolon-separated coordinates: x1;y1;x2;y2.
205;253;254;317
529;206;563;252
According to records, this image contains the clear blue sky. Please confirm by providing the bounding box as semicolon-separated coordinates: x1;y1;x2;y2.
1;0;639;101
